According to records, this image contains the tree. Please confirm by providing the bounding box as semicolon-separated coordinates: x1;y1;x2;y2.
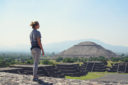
42;59;55;65
63;58;75;63
56;57;63;62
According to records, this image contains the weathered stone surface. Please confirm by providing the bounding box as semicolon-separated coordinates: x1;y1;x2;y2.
0;72;127;85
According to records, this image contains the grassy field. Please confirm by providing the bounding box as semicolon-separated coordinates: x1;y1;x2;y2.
65;72;118;80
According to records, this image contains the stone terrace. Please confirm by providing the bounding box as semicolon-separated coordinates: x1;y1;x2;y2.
81;61;107;72
0;64;88;78
108;63;128;73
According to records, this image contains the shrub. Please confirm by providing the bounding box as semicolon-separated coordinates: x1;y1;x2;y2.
62;58;75;63
0;58;14;67
72;57;79;62
25;59;33;64
121;57;128;62
110;57;121;62
56;57;63;62
79;57;88;62
98;56;107;61
42;59;55;65
88;57;98;61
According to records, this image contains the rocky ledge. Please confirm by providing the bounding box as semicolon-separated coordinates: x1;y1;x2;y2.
0;72;128;85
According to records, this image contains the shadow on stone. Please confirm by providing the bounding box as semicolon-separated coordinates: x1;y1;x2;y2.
37;79;53;85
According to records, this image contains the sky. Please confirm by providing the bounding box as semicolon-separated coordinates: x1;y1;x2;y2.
0;0;128;51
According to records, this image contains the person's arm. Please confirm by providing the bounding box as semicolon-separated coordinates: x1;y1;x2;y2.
37;38;44;56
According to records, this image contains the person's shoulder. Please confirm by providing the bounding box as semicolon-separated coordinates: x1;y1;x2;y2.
36;30;41;37
36;30;40;32
33;29;41;35
33;29;39;33
36;30;41;34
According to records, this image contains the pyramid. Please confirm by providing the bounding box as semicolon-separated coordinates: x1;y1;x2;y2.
57;41;117;58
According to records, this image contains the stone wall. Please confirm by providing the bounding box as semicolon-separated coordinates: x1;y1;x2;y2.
0;64;88;78
81;61;107;72
108;63;128;73
56;64;87;77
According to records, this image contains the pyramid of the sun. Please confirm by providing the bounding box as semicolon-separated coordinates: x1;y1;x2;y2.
57;41;116;58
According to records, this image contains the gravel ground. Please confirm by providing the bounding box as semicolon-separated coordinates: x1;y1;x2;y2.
0;72;128;85
92;74;128;84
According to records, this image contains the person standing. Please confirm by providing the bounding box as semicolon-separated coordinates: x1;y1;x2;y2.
30;21;44;81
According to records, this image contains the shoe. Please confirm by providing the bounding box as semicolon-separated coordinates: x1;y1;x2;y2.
33;78;39;81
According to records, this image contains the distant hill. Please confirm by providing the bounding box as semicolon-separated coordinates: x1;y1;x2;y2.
57;41;117;58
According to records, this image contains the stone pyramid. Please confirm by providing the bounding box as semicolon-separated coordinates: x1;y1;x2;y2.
57;41;116;58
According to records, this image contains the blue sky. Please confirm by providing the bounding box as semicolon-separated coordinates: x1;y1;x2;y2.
0;0;128;50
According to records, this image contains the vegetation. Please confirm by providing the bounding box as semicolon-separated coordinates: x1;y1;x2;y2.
1;53;128;81
0;55;16;67
65;72;115;80
0;53;128;67
63;57;77;63
107;60;113;67
56;57;63;62
0;53;33;67
66;72;128;80
41;59;55;65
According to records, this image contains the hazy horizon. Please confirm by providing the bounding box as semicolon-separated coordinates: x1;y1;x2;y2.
0;38;128;55
0;0;128;51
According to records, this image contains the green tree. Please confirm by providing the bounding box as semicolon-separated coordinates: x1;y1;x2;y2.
63;58;75;63
56;57;63;62
42;59;55;65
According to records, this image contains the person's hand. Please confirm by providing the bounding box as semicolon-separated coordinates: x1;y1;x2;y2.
42;50;45;56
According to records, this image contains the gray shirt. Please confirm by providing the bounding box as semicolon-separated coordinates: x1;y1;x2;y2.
30;29;41;48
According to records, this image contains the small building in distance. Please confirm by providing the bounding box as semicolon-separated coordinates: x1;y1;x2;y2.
57;41;117;58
